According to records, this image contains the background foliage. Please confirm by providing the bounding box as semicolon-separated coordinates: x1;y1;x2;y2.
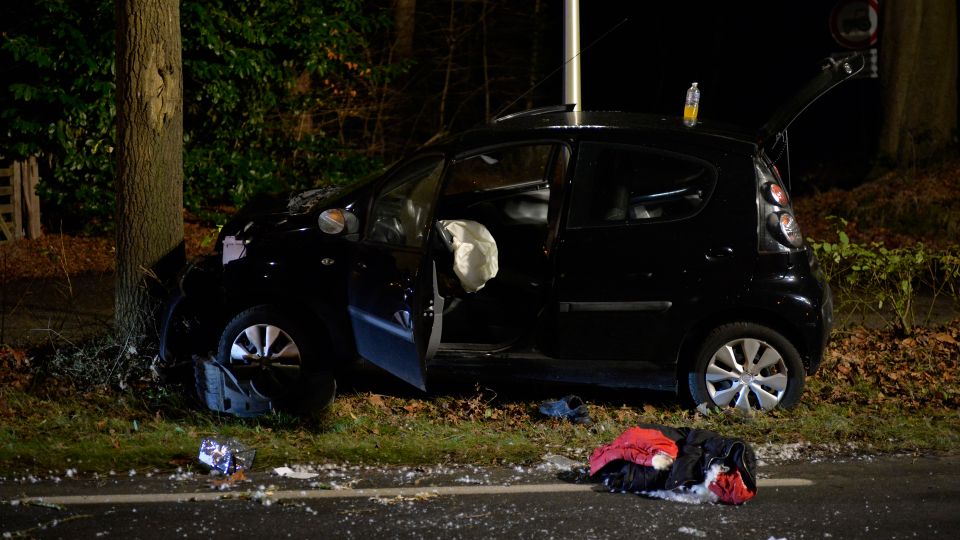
1;0;399;230
810;218;960;333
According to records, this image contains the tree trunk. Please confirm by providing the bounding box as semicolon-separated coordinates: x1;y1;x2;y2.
438;0;456;134
114;0;185;343
482;0;490;121
394;0;417;60
526;0;543;110
878;0;958;164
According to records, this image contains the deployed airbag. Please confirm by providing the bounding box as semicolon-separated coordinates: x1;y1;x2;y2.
439;219;499;293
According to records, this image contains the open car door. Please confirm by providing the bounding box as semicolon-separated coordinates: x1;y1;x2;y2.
347;156;445;390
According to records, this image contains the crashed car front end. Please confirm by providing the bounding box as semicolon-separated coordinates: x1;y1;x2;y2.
159;184;370;370
159;253;226;366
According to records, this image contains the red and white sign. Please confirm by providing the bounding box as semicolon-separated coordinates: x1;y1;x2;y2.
829;0;879;50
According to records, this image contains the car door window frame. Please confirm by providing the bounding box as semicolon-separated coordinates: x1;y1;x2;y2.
364;153;446;249
444;141;568;198
566;142;717;229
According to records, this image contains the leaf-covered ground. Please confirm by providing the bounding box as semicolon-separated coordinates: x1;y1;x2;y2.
794;157;960;248
0;218;217;281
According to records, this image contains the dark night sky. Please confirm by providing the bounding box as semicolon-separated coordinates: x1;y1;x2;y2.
544;1;884;185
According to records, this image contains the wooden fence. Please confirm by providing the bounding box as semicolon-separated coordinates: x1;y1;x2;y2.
0;157;42;241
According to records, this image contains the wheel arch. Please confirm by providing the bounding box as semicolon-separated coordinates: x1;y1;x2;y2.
676;306;813;382
221;289;355;369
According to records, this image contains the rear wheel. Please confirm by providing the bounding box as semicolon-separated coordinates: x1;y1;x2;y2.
688;322;804;412
207;305;336;414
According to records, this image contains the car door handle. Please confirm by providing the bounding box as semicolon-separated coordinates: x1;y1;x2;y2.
705;247;734;261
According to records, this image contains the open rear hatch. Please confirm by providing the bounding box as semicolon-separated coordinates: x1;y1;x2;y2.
757;53;865;149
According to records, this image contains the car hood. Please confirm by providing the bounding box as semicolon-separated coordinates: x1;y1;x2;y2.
232;186;345;220
757;53;864;148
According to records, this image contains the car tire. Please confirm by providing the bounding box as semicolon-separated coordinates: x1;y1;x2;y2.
206;305;336;415
688;322;804;412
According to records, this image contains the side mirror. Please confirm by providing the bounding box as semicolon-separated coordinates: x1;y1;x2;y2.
318;208;359;236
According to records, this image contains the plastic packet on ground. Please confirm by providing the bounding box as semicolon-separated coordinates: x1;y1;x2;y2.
198;437;256;475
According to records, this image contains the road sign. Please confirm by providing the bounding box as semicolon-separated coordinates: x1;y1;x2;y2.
829;0;879;50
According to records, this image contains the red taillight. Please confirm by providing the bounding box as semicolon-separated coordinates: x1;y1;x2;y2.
764;182;790;207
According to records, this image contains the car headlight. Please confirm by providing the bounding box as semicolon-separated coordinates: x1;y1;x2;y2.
318;209;347;234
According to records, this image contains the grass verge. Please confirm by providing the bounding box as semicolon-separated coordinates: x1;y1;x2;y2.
0;320;957;474
0;388;957;475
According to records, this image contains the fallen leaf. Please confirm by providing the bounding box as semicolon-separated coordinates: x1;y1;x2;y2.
933;332;957;345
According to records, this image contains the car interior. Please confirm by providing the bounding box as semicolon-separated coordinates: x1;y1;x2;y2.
430;144;567;351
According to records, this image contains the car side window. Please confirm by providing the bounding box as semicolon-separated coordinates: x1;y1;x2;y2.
567;143;715;227
367;156;445;247
443;144;554;196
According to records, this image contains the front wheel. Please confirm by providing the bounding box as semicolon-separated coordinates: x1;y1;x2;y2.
210;305;336;414
688;322;805;412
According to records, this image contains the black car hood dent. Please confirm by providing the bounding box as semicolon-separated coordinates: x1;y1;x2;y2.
218;172;383;246
286;185;345;214
757;53;864;148
229;186;343;222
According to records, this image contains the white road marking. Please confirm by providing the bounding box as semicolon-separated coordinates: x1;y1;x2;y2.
7;478;812;506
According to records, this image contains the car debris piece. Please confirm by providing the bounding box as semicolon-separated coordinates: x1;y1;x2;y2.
540;453;582;471
273;466;319;480
198;437;257;475
196;356;273;417
538;395;591;424
589;424;757;505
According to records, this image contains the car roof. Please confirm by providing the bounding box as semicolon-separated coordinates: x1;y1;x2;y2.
437;110;760;156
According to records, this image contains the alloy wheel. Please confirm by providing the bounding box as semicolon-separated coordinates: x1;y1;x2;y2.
704;337;788;411
228;324;302;398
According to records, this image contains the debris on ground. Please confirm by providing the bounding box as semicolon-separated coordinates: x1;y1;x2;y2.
209;469;250;491
538;395;591;424
370;491;439;505
198;437;256;475
590;424;757;505
539;453;583;471
273;466;319;480
196;356;273;417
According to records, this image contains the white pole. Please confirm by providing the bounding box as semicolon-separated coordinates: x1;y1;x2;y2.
563;0;581;111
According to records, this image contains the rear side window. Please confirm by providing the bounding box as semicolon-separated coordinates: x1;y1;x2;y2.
568;143;716;227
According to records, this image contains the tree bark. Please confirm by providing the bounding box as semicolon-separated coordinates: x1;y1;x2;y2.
394;0;417;60
438;0;456;134
878;0;958;164
114;0;184;342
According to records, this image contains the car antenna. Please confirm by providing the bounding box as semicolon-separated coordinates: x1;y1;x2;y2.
493;17;630;120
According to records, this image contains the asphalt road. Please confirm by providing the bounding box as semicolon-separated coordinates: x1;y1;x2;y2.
2;455;958;539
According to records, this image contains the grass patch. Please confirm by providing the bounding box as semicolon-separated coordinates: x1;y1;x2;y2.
1;320;957;475
1;385;957;475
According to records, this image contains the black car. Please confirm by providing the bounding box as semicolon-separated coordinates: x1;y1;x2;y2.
162;55;863;415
